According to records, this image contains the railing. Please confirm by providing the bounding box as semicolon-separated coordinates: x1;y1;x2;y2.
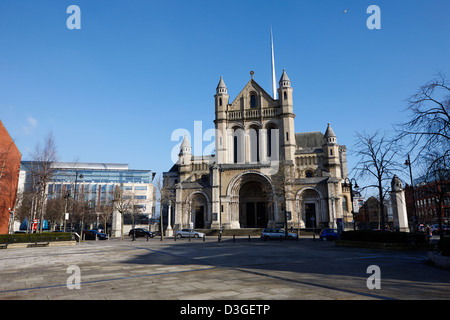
227;108;279;120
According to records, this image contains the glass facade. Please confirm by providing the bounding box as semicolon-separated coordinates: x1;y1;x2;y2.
20;161;155;215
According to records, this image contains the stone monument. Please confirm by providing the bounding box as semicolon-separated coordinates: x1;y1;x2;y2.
390;175;410;232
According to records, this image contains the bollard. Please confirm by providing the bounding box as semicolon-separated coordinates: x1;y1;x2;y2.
189;234;191;242
233;235;235;242
174;234;176;241
248;235;251;242
203;234;205;242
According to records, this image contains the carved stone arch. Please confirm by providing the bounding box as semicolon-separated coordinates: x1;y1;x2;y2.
185;190;210;229
227;171;274;228
295;187;325;229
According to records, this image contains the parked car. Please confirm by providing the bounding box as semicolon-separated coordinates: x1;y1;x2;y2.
319;228;338;241
260;228;298;240
129;228;155;239
175;228;205;238
82;229;108;240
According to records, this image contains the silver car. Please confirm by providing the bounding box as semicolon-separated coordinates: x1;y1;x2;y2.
260;228;298;240
175;228;205;238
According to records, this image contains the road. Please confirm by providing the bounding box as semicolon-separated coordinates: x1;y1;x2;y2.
0;236;448;302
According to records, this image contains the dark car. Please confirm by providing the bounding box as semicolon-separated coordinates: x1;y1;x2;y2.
82;229;108;240
319;228;338;241
129;228;155;239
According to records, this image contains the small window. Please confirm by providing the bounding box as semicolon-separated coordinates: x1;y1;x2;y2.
250;94;256;108
305;170;314;178
284;92;287;100
219;98;222;106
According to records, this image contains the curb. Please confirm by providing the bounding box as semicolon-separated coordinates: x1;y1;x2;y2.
428;251;450;269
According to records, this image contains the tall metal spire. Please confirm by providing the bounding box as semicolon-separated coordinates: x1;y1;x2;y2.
271;26;277;100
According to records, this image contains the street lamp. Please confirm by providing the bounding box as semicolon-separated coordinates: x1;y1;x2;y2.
218;165;224;241
63;190;71;232
405;154;417;232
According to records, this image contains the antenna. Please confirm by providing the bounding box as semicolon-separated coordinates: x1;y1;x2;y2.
271;26;277;100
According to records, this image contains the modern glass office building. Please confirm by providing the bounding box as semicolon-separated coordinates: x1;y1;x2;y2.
19;162;156;217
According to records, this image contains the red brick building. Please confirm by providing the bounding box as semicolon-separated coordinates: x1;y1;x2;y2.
405;179;450;226
0;120;21;234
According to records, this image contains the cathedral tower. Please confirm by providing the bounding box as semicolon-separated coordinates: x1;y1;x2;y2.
277;69;296;162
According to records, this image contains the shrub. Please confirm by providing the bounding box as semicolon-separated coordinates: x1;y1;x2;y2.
341;230;426;244
0;232;73;244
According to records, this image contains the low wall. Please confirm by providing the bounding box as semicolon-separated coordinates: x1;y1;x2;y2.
428;251;450;269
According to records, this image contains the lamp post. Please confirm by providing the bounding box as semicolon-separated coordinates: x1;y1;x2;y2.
218;165;224;241
73;171;83;233
405;154;417;232
63;190;71;232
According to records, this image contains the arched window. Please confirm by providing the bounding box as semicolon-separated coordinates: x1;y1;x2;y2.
305;170;314;178
342;196;348;213
250;94;256;108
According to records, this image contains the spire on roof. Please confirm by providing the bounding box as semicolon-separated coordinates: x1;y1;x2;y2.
216;76;227;95
324;123;336;138
279;69;291;88
180;135;191;149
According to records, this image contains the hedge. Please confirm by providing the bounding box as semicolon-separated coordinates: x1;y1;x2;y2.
0;232;73;244
341;230;426;244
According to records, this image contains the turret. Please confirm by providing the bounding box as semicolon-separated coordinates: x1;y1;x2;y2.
277;69;295;162
322;123;341;178
214;76;229;164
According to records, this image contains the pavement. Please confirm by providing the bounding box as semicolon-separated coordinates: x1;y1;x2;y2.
0;235;449;303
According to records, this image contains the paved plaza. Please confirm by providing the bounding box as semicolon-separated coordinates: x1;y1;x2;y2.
0;236;449;302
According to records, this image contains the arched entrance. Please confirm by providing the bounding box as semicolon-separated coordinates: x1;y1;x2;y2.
239;180;268;228
228;172;273;228
297;189;322;229
188;192;208;229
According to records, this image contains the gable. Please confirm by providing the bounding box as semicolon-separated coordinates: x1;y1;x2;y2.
229;79;278;111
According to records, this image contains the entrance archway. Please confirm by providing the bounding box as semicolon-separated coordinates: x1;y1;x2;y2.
227;172;272;228
188;192;208;229
297;188;322;229
239;180;268;228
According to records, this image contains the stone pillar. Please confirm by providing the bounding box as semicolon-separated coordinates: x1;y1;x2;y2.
111;201;122;238
166;203;173;236
390;175;410;232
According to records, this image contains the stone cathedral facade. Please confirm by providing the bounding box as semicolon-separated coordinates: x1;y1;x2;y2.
163;70;353;231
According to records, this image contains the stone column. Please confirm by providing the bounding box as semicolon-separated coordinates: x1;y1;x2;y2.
390;175;410;232
111;201;122;238
166;202;173;236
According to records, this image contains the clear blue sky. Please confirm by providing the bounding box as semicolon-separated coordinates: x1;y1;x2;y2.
1;0;449;193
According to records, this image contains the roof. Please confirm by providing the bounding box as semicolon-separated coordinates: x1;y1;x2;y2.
324;123;336;138
295;132;324;149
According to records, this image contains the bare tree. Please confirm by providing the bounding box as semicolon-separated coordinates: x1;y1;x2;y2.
418;148;450;240
111;185;144;240
353;131;401;230
30;132;58;233
155;174;176;240
396;73;450;170
270;160;295;237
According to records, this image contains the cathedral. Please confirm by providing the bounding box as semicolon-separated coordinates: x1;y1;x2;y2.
163;70;353;231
